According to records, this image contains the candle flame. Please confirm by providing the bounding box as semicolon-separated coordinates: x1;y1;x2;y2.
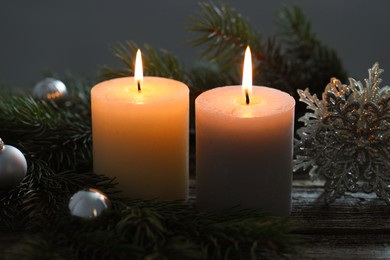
242;46;252;105
134;49;143;90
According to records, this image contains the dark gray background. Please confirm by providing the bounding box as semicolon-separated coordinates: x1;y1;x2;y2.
1;0;389;90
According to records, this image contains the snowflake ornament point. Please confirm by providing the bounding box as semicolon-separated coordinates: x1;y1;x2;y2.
294;63;390;205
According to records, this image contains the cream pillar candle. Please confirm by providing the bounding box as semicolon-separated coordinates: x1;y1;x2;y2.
195;47;295;215
91;50;189;200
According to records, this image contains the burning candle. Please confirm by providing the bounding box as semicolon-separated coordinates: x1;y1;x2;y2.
195;47;295;215
91;50;189;200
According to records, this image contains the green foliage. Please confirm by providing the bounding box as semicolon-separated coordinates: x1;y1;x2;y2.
100;2;347;121
0;75;298;258
0;94;91;173
0;1;353;257
188;2;261;72
0;160;115;230
275;6;347;97
189;2;347;95
100;41;186;82
3;197;298;259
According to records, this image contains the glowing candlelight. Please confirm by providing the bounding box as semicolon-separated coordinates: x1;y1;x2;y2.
242;46;252;105
91;50;189;200
134;49;143;92
196;46;295;215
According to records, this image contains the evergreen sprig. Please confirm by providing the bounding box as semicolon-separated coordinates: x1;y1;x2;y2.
100;2;347;120
0;1;353;257
0;75;298;258
0;95;91;172
275;6;347;97
188;2;262;72
100;41;186;82
3;197;299;259
188;2;347;99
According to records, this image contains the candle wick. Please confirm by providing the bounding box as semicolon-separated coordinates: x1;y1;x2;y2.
137;81;141;92
245;89;250;105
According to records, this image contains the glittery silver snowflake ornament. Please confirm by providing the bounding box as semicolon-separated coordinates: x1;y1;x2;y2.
294;63;390;204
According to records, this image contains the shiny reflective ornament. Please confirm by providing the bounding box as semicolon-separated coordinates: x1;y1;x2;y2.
294;63;390;205
33;78;68;100
0;138;27;190
69;188;111;219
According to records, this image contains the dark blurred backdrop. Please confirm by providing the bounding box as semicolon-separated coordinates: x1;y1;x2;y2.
1;0;389;89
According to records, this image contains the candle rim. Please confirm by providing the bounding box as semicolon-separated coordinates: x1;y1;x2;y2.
91;76;189;104
195;85;295;119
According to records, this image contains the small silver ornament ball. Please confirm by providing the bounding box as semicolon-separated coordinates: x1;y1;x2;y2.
33;77;68;100
69;188;111;219
0;138;28;190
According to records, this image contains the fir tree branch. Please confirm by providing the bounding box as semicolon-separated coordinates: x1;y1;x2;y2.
187;61;237;91
0;160;116;231
0;2;355;257
100;41;186;82
188;1;261;70
3;199;300;259
0;94;92;173
0;72;94;173
188;2;348;98
275;5;348;96
188;1;256;84
188;2;296;95
100;2;347;100
0;81;301;258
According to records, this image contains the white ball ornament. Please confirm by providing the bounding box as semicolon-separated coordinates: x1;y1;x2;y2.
69;188;111;219
33;77;68;100
0;138;28;190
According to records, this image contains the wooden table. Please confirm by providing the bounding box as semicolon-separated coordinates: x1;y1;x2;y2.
188;170;390;259
1;178;389;259
290;179;390;259
190;134;390;259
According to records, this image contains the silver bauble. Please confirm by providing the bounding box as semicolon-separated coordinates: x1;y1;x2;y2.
69;188;111;219
0;138;27;190
33;77;68;100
